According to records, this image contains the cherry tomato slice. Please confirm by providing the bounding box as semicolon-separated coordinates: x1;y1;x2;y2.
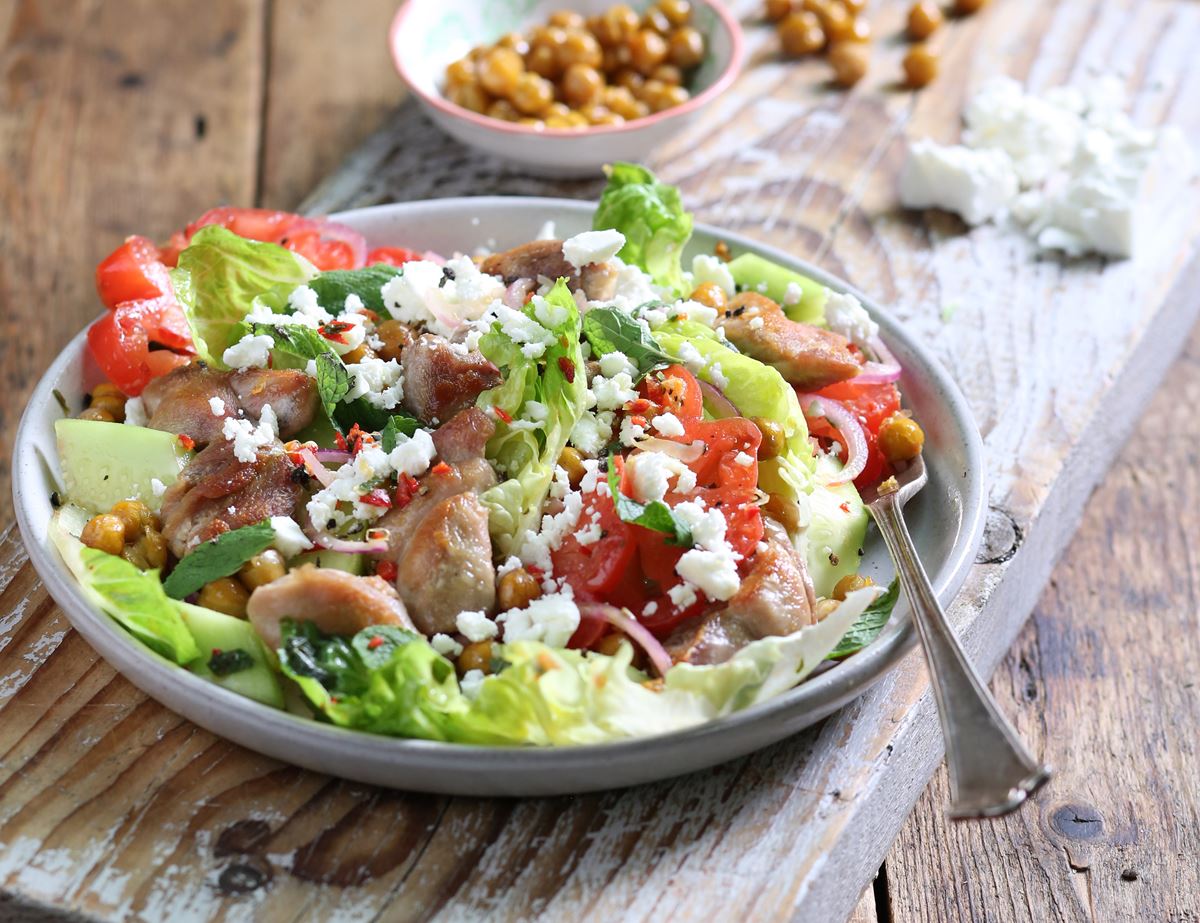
95;236;169;309
367;246;423;267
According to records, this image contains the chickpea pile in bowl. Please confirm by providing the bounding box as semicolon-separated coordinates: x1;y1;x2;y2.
443;1;708;130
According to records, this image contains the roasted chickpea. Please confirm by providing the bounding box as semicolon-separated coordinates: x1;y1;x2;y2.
478;46;525;97
110;499;154;538
519;117;548;130
198;577;250;618
562;63;605;107
763;493;801;533
594;5;640;47
844;15;871;42
239;549;287;591
557;446;587;486
445;56;476;87
833;573;875;601
79;407;115;423
628;29;669;75
954;0;989;13
907;1;943;39
643;6;672;35
136;529;169;570
595;633;626;657
878;413;925;461
448;81;492;113
817;1;854;41
814;598;841;621
564;110;590;128
603;42;634;73
690;281;728;311
766;0;795;21
581;104;623;125
752;416;787;460
545;101;572;120
458;640;494;674
714;240;733;262
668;26;705;69
779;11;826;56
651;63;684;86
841;0;866;11
81;514;126;556
603;85;643;119
512;72;556;114
375;319;412;362
658;0;693;26
91;396;126;422
91;382;124;401
340;342;376;364
614;68;645;92
526;42;562;80
498;567;542;611
642;79;688;112
902;44;938;88
828;41;869;87
548;9;586;30
559;30;604;70
497;31;531;55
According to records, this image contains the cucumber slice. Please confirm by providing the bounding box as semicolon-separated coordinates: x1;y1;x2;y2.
728;253;827;325
291;550;367;575
805;458;869;598
55;419;191;513
178;602;284;708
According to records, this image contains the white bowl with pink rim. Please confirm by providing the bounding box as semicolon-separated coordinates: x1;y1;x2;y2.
389;0;745;177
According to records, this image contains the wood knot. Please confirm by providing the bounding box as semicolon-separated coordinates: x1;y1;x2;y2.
1049;803;1105;841
218;858;272;895
977;507;1023;565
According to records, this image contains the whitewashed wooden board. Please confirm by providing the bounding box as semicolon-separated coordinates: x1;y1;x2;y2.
3;0;1200;920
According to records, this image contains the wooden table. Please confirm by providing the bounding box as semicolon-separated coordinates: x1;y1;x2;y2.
2;1;1199;920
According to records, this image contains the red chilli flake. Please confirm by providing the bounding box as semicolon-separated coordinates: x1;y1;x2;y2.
628;398;652;414
375;560;398;582
334;430;349;452
393;473;420;509
839;501;852;514
366;635;386;650
360;488;392;509
557;356;577;383
493;405;513;424
319;320;354;344
178;434;196;451
431;461;452;476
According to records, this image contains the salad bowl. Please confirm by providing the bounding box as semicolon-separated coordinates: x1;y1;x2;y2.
14;197;986;796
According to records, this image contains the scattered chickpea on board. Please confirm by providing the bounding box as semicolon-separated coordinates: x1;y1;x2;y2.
767;0;989;89
444;2;708;130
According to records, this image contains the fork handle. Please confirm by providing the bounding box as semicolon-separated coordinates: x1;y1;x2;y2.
871;495;1051;818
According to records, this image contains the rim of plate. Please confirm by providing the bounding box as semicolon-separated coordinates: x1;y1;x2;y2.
388;0;746;139
13;196;986;780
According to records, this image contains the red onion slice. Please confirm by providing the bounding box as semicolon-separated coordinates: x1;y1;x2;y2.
854;335;902;384
796;393;868;486
314;449;351;464
503;279;535;310
579;602;673;678
314;527;390;555
297;447;336;488
314;220;368;268
634;437;705;463
699;379;739;419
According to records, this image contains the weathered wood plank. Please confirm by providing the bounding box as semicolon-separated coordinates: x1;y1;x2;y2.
0;0;266;526
2;0;1200;921
884;324;1200;923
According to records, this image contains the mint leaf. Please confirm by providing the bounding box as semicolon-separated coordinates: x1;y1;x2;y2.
241;321;335;362
163;520;276;600
353;625;422;670
380;415;421;451
208;648;256;676
606;454;692;547
309;265;403;318
826;580;900;660
315;353;351;422
583;307;671;376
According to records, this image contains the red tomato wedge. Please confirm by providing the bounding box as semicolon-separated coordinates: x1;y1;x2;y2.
806;379;902;489
95;236;169;308
367;246;423;267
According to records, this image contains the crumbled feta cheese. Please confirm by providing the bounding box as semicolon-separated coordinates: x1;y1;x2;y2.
518;491;586;575
676;549;741;601
124;397;148;427
222;334;276;370
619;416;646;447
783;282;804;307
574;520;603;546
691;253;736;297
823;290;879;348
598;351;636;379
345;357;404;409
570;410;615;456
209;397;226;416
306;429;436;531
592;372;638;411
563;229;625;271
667;582;698;609
707;361;729;390
652;413;685;437
431;633;463;657
498;593;580;647
748;316;764;331
497;556;523;578
222;403;278;463
270;516;314;558
734;451;755;467
460;669;486;698
899;138;1019;226
389;429;437;476
549;464;572;501
381;256;505;337
456;610;498;643
150;477;167;497
642;601;659;616
628;451;677;503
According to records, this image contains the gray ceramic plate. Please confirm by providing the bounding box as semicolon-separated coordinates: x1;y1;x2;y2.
13;198;986;796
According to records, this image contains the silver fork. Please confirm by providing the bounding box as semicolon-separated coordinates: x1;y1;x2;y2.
861;455;1051;818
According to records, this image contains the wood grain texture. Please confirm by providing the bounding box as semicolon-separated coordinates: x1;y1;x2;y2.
884;325;1200;923
2;0;1200;921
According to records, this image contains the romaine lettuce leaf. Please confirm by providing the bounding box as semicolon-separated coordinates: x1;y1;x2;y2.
477;280;588;555
171;225;316;366
593;163;693;297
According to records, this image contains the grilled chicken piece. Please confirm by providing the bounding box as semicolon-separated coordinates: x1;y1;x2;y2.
720;292;861;390
159;440;302;558
665;520;818;665
432;407;496;465
479;239;618;302
141;362;318;446
401;334;502;425
247;565;414;651
394;492;496;635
